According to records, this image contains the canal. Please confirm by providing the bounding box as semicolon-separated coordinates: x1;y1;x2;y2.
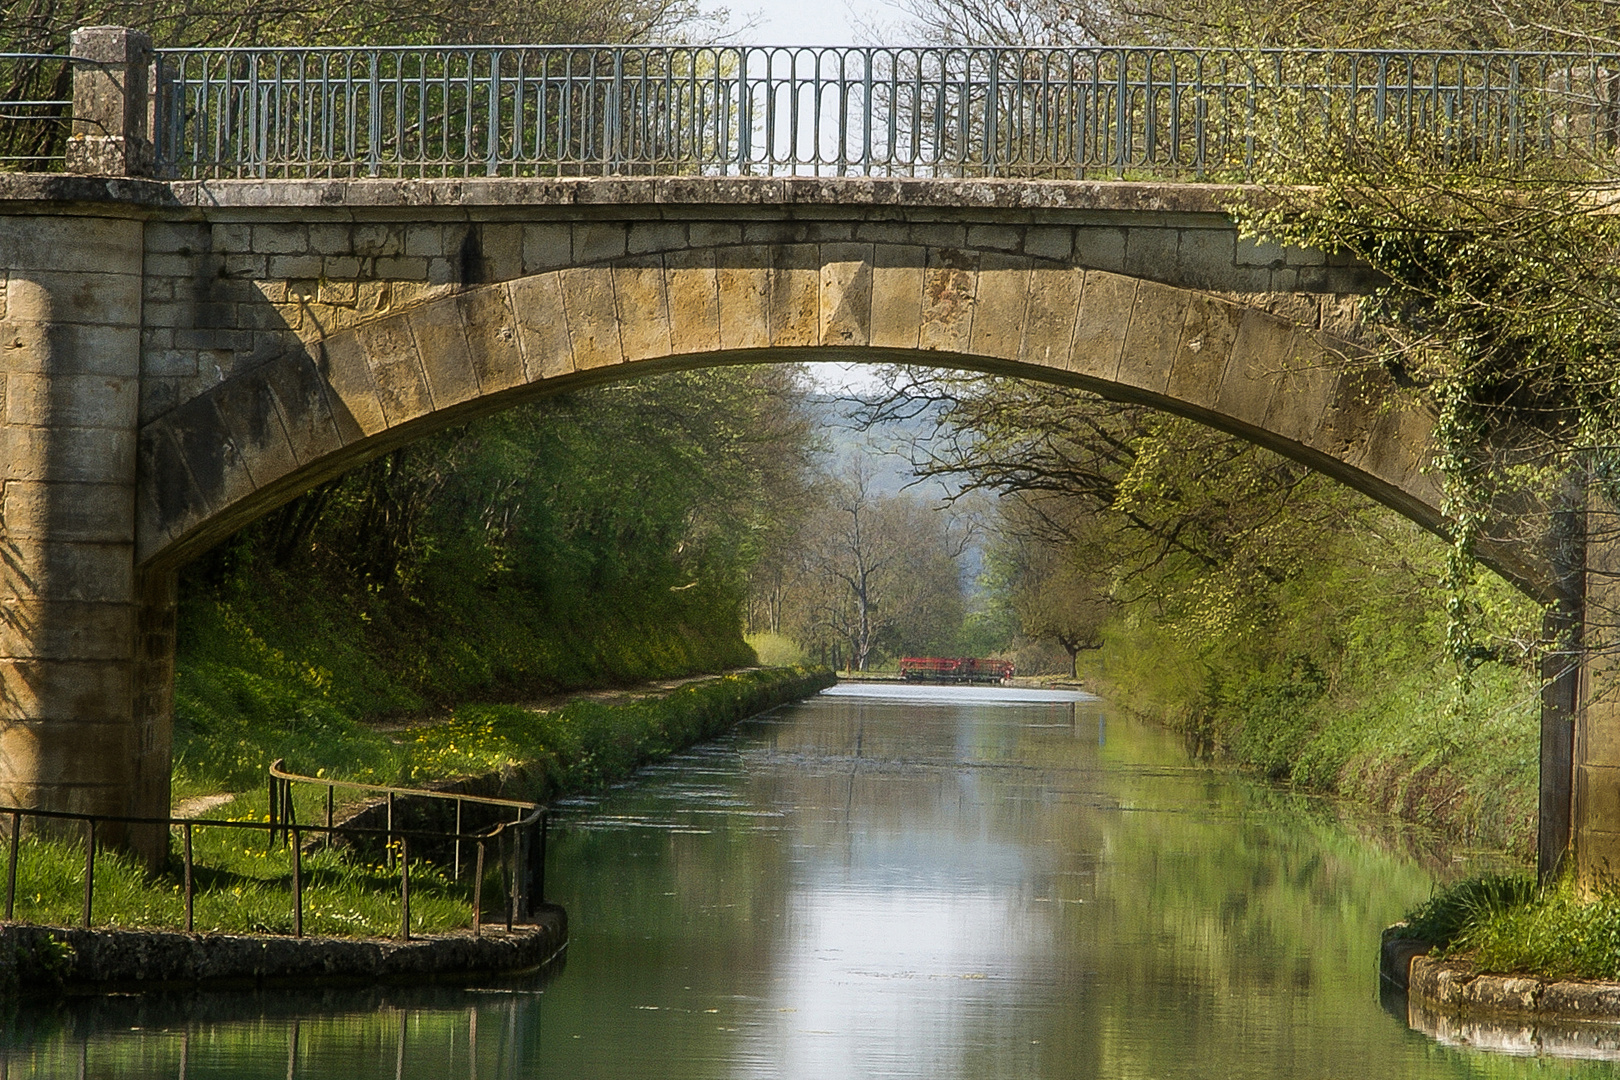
1;683;1607;1077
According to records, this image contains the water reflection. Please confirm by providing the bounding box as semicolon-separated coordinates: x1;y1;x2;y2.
3;685;1610;1077
1400;996;1620;1061
0;977;556;1079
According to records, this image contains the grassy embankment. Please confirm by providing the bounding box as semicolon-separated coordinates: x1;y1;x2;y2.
5;575;831;939
1087;516;1545;858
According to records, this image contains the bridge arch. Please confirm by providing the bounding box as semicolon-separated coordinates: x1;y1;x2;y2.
138;241;1464;593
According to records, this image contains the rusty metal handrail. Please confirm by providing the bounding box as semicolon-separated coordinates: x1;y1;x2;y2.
267;758;544;890
0;798;546;942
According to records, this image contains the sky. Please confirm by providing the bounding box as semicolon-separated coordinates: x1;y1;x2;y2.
727;0;897;45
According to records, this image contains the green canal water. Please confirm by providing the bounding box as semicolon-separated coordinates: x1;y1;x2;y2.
3;683;1613;1078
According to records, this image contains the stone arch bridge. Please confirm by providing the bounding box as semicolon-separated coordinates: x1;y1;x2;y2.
1;26;1612;883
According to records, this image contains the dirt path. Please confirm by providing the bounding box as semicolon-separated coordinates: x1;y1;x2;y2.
368;668;764;734
172;793;236;818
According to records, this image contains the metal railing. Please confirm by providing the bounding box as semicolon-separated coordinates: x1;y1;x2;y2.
149;45;1620;180
267;759;544;889
0;795;545;942
0;52;70;169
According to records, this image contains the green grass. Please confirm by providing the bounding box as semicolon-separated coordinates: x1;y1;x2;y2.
6;667;833;941
6;794;481;939
1400;874;1620;982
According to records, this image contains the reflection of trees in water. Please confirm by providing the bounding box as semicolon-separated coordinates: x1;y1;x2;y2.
1;976;555;1079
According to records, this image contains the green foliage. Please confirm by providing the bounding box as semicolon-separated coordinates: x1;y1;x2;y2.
1402;874;1538;948
174;368;816;792
400;668;834;795
1402;874;1620;982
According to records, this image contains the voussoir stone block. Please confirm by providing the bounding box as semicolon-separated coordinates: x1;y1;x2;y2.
613;258;673;362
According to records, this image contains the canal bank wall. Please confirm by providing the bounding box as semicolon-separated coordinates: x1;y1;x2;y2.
0;906;564;997
1381;924;1620;1028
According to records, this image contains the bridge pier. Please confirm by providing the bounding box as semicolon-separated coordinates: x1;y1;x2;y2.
0;210;169;866
1572;502;1620;890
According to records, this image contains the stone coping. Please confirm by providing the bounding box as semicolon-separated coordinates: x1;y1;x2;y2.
0;172;1253;220
1382;924;1620;1024
0;905;565;995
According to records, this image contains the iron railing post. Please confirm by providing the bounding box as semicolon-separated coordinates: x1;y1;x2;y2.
473;840;485;936
399;835;411;941
5;810;18;921
81;819;95;929
292;825;303;937
183;823;194;932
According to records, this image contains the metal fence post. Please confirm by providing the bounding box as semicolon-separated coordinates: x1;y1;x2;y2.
183;823;194;933
399;835;411;942
536;812;548;907
5;810;19;921
473;840;485;937
81;819;95;929
292;826;303;938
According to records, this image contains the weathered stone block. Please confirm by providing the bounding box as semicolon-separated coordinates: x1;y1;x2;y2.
969;255;1030;361
820;244;874;349
307;224;353;256
406;299;481;409
0;600;136;661
0;426;135;485
372;256;429;280
315;331;389;440
267;254;323;280
0;219;142;277
869;245;925;351
477;225;523;283
506;276;575;382
1213;308;1294;427
252;224;308;255
2;481;134;543
627;222;687;256
461;284;533;389
558;267;623;369
1023;226;1074;262
6;373;137;430
1018;266;1083;370
1260;331;1338;446
521;224;572;274
209;370;299;488
1070;271;1135;380
919;247;978;354
404;225;444;258
1167;293;1242;405
688;222;742;248
0;718;137;785
613;258;672;362
573;222;627;265
1115;279;1189;395
1123;227;1179;284
965;224;1022;253
0;540;134;604
322;256;362;280
143;221;204;256
1175;229;1238;291
5;271;141;328
356;315;433;425
665;249;721;355
767;246;819;348
352;224;401;258
715;247;770;352
1072;226;1126;273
